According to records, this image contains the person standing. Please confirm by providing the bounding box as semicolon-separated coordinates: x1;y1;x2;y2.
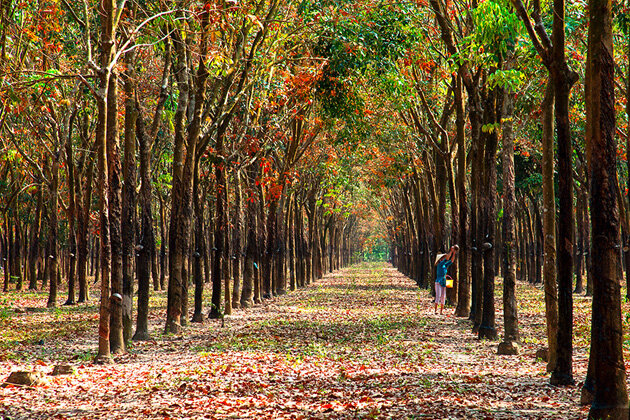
434;245;459;315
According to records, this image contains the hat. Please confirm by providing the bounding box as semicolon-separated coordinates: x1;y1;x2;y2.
435;253;446;265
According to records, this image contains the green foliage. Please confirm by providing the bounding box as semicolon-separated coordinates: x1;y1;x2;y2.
306;2;421;120
455;0;524;67
487;69;525;90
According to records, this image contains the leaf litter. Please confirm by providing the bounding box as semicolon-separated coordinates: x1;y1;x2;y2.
0;262;607;418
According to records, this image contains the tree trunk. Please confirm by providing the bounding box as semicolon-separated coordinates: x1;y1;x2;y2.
191;162;205;323
121;54;137;344
107;73;125;355
62;106;78;305
222;178;231;316
550;71;576;387
1;224;7;293
478;85;500;341
133;100;155;341
455;74;469;317
288;196;296;291
46;154;60;309
210;161;226;318
241;187;257;308
263;199;277;299
166;18;197;332
575;181;585;294
11;204;23;291
549;0;578;384
499;89;519;349
469;98;484;332
586;1;629;414
159;196;166;291
541;81;559;373
77;153;94;303
231;171;243;309
530;195;543;285
28;188;43;290
94;1;114;361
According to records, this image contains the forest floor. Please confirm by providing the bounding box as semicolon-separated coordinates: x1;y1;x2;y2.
0;262;617;419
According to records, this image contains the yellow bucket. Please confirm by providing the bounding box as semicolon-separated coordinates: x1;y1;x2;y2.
445;276;454;288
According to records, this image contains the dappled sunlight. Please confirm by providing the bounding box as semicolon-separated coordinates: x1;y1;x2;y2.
1;263;592;419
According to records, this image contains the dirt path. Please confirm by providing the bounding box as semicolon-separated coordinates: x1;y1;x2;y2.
1;262;588;419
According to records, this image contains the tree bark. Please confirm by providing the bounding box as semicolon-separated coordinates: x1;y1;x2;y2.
166;11;205;332
500;89;519;347
550;71;575;386
222;176;231;315
94;0;115;363
478;84;500;341
210;158;226;318
586;0;629;414
241;189;257;308
133;100;155;341
121;47;137;344
191;161;205;323
541;81;559;373
77;142;94;303
107;73;125;355
28;188;43;290
455;74;469;317
46;153;60;309
549;0;578;386
231;171;243;308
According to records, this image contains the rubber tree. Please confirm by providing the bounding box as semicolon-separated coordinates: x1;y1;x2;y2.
585;0;629;415
510;0;579;386
498;86;519;354
92;0;117;364
166;2;210;333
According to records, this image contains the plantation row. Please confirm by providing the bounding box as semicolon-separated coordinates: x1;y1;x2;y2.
1;0;630;417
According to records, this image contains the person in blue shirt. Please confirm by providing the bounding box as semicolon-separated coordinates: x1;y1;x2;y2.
434;245;459;315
